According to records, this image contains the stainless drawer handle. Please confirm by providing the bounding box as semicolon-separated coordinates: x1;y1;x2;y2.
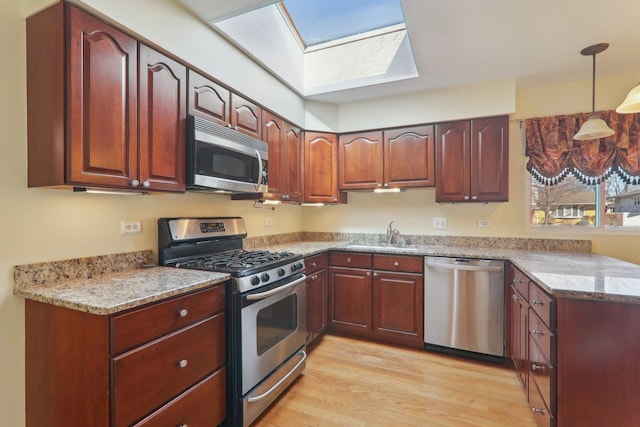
532;407;546;414
177;359;188;368
512;294;520;301
532;299;545;306
531;329;544;336
512;278;523;284
178;309;189;317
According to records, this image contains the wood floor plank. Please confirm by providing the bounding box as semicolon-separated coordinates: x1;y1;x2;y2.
254;335;536;427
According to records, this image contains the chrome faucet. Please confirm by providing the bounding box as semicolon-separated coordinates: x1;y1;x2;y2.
386;221;400;244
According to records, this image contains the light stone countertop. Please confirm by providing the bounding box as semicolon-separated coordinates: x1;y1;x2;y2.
257;241;640;304
14;266;229;315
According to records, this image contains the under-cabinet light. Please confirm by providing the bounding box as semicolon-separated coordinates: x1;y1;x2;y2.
73;187;146;196
373;187;404;193
299;203;326;207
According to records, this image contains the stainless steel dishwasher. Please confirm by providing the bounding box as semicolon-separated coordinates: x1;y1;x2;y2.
424;257;505;357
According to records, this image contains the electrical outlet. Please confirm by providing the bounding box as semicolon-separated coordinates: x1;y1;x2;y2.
433;217;447;230
265;218;273;227
478;219;491;227
121;220;142;235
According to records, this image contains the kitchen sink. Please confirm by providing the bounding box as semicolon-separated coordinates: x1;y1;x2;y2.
346;244;419;252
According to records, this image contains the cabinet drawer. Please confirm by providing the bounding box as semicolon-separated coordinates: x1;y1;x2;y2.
529;380;555;427
529;310;555;363
373;254;423;273
330;251;372;268
112;313;225;427
111;285;225;354
529;282;554;328
510;265;529;301
305;253;328;274
529;335;556;416
133;368;226;427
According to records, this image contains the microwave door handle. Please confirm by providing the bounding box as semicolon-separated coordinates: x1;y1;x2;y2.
255;150;263;191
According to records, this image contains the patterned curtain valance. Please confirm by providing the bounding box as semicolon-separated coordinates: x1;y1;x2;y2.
525;110;640;185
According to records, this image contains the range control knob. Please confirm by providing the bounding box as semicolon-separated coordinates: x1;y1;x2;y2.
295;262;304;271
278;268;286;277
250;276;260;286
261;273;270;282
291;263;300;272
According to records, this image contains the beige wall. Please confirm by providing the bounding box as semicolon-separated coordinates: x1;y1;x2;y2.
2;0;640;425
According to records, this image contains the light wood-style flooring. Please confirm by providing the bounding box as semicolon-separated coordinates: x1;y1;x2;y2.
255;335;536;427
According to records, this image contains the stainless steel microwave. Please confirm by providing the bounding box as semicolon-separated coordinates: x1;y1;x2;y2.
186;115;268;193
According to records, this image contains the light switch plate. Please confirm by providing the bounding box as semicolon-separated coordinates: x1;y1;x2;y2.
121;220;142;235
478;219;491;227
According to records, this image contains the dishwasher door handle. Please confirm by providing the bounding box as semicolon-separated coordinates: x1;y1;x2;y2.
426;260;503;273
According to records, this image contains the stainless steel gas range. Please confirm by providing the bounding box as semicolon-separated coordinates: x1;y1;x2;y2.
158;217;307;427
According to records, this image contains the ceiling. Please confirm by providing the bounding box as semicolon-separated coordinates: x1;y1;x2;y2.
179;0;640;104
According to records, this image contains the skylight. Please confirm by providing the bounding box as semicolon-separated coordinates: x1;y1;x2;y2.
207;0;418;99
281;0;405;47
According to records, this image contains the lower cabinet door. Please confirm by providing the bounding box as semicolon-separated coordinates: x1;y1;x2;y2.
328;266;372;337
133;368;226;427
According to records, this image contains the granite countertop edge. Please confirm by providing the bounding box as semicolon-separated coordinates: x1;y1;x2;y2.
258;241;640;304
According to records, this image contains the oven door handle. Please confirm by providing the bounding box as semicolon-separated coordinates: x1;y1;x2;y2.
245;275;306;301
247;349;307;403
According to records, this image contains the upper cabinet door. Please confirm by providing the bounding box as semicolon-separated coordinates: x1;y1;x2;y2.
339;132;383;190
384;125;435;188
187;70;230;127
67;6;138;188
138;45;187;192
231;94;262;139
471;116;509;201
263;111;284;196
283;121;302;202
435;121;471;202
303;132;345;204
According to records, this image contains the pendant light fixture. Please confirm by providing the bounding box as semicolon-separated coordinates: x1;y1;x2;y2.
616;82;640;113
574;43;615;140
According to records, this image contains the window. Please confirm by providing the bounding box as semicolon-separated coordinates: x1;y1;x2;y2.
530;175;640;229
281;0;405;47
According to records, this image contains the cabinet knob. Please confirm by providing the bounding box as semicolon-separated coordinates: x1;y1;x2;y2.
383;183;389;187
130;179;140;187
532;299;544;306
347;258;351;263
512;278;523;284
531;363;544;372
142;180;151;188
367;272;372;276
310;262;317;268
512;294;520;301
394;261;399;267
531;329;544;336
178;309;189;318
178;424;188;427
464;195;470;200
531;408;546;414
177;359;188;368
373;272;377;277
333;197;338;202
471;195;478;200
227;123;233;128
377;183;382;187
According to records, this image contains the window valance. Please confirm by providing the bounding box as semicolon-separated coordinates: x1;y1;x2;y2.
525;110;640;185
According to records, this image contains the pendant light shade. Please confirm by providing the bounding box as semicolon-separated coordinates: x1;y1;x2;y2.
574;43;615;140
616;82;640;113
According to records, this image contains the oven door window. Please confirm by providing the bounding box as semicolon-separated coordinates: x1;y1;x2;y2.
195;141;260;184
256;294;298;356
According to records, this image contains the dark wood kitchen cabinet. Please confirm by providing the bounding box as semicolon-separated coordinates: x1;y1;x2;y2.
138;45;187;192
435;116;508;202
328;252;373;337
302;132;347;204
339;126;435;190
24;285;226;427
329;251;423;348
231;93;262;139
305;253;328;344
371;254;424;348
26;3;186;193
187;69;231;126
262;112;302;202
